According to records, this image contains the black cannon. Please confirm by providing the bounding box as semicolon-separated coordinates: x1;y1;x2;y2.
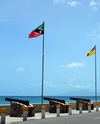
5;97;29;106
5;97;35;117
43;97;65;104
69;97;94;110
70;97;91;102
43;97;68;113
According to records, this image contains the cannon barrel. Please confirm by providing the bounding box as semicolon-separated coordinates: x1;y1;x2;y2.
5;97;29;106
70;97;90;102
43;97;65;104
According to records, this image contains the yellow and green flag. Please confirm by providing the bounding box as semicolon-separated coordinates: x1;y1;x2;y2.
86;46;96;57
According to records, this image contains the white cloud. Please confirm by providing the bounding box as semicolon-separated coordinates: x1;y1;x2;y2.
44;80;65;88
67;1;81;7
68;79;93;90
44;80;55;87
44;79;94;94
16;67;25;72
53;0;59;4
89;1;99;11
60;62;86;68
53;0;66;4
53;0;82;6
67;62;86;68
89;1;97;6
74;84;90;89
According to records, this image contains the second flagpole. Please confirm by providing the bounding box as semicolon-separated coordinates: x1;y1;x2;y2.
41;22;45;104
95;45;97;102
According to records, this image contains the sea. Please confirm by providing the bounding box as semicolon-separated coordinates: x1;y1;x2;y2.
0;96;100;105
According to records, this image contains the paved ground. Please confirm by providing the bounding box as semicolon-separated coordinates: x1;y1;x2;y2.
0;108;99;124
15;111;100;124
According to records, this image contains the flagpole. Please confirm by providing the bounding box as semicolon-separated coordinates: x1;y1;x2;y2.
95;45;97;102
41;22;44;104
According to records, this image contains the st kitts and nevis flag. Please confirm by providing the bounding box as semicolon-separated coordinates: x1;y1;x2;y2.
28;23;44;38
28;22;45;104
86;46;96;57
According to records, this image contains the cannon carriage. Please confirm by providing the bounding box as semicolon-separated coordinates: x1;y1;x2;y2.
5;97;35;117
44;97;68;113
70;97;94;110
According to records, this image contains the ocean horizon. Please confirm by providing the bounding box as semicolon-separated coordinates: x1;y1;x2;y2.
0;96;100;105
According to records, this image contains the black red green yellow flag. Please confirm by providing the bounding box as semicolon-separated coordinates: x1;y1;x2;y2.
28;23;44;38
86;46;96;57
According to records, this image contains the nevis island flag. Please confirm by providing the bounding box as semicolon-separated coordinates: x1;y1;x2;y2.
86;46;96;57
28;23;44;38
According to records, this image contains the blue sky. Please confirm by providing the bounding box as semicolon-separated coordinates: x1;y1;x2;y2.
0;0;100;96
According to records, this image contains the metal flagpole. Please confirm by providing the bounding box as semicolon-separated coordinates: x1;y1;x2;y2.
95;45;97;102
41;22;44;104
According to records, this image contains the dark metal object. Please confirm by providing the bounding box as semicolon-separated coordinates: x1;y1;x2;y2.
69;97;94;110
76;100;94;110
5;97;29;106
10;102;35;117
43;97;65;104
70;97;91;102
43;97;68;113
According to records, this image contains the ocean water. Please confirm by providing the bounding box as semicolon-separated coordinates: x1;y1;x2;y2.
0;96;100;105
